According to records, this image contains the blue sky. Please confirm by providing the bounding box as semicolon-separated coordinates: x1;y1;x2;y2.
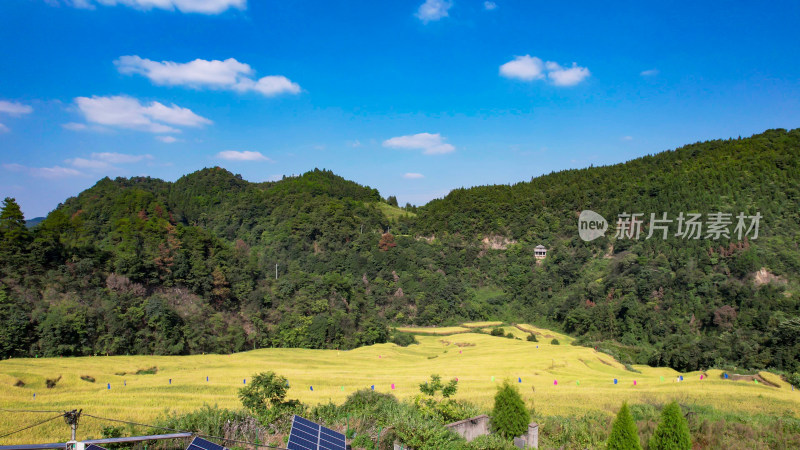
1;0;799;218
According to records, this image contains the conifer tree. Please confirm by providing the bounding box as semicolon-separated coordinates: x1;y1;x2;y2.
649;402;691;450
607;402;642;450
491;380;529;439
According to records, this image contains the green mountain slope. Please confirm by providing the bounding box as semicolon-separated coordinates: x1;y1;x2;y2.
0;130;798;377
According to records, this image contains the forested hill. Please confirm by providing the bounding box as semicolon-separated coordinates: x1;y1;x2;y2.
1;129;799;378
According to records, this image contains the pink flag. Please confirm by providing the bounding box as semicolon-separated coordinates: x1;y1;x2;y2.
391;383;395;389
633;380;637;386
554;380;558;385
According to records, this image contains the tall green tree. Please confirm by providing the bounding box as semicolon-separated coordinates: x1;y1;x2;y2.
491;380;529;439
607;402;642;450
649;402;691;450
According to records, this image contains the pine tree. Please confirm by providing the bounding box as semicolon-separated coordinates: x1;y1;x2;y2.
0;197;31;266
491;380;529;439
607;402;642;450
649;402;691;450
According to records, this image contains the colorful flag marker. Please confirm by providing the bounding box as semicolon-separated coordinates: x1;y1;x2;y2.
169;379;171;384
554;380;558;385
633;380;637;386
371;385;375;390
206;376;209;382
310;386;313;391
518;377;522;383
341;386;344;391
244;379;246;384
491;376;495;382
107;383;110;390
614;379;618;385
391;383;395;390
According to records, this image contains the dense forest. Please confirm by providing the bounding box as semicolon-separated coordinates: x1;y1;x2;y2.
1;129;798;377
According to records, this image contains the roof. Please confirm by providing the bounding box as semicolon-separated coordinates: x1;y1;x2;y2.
535;245;547;249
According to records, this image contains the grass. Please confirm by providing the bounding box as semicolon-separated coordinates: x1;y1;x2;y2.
375;202;416;221
1;324;799;445
393;326;471;335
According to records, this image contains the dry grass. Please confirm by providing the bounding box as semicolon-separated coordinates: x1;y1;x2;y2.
2;324;798;444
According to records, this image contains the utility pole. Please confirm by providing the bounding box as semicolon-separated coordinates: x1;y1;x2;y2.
275;263;278;280
64;409;82;450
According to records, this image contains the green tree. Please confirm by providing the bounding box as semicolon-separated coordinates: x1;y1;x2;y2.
0;197;31;267
0;287;30;359
491;380;529;439
649;402;691;450
238;371;301;422
419;374;458;399
607;402;642;450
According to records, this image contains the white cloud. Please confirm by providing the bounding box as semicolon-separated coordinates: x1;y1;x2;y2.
116;56;301;97
348;140;362;148
65;0;245;14
622;135;633;141
545;61;591;86
67;158;111;170
640;69;659;77
499;55;545;81
0;101;33;116
0;123;8;134
416;0;452;23
62;122;88;131
74;95;211;133
3;163;83;178
383;133;455;155
403;172;425;179
31;166;83;178
216;150;272;161
484;1;497;10
156;135;179;143
92;152;153;163
64;152;153;171
2;163;26;172
500;55;590;86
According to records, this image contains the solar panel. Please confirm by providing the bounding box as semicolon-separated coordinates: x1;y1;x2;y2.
186;437;228;450
85;445;108;450
287;415;347;450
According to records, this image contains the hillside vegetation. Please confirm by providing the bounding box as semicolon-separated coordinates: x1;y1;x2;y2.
0;129;799;378
1;326;798;447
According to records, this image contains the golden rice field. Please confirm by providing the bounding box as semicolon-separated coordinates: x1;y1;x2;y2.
1;325;799;445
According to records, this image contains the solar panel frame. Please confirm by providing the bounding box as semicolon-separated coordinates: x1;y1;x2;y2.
186;437;228;450
287;415;346;450
84;445;107;450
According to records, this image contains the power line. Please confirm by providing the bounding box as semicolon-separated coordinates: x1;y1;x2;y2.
82;414;288;450
0;408;65;414
0;413;65;439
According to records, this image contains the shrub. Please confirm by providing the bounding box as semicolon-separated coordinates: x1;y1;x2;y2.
491;380;529;439
135;366;158;375
649;402;691;450
238;371;302;424
391;332;419;347
607;402;641;450
506;332;515;339
551;338;560;345
466;433;518;449
490;328;505;337
526;333;538;342
14;379;24;387
81;375;95;383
